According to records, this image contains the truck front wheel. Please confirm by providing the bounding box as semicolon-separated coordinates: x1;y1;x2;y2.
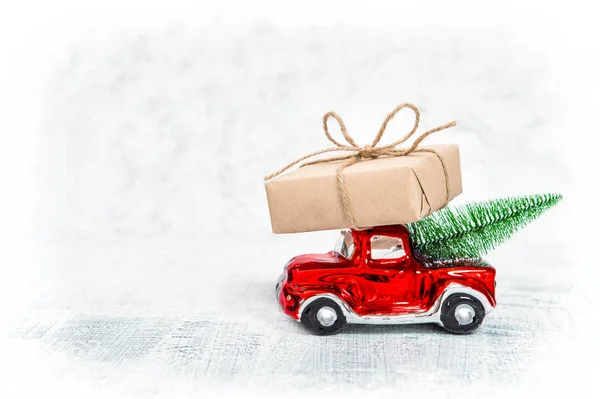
440;293;485;334
300;297;346;335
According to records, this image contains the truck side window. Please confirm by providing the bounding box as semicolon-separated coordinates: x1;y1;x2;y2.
370;235;406;260
334;229;355;259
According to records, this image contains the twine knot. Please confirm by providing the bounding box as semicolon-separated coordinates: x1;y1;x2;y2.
265;103;457;230
357;145;379;159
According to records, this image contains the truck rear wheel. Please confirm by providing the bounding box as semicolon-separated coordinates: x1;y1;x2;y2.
440;293;485;334
300;297;346;335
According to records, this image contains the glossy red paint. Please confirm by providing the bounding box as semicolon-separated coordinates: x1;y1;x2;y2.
276;225;496;320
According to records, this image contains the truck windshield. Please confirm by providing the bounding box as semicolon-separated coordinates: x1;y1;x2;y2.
333;230;355;259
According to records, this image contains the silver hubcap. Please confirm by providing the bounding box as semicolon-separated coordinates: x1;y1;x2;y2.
316;306;337;327
454;304;476;325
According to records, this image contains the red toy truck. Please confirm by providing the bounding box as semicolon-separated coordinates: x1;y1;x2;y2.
276;225;496;335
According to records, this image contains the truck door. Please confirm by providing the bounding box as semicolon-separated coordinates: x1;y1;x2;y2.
360;233;422;315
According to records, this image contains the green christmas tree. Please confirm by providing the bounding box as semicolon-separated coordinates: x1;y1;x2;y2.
406;193;563;260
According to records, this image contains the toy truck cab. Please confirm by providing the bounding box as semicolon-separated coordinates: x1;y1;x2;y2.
276;225;496;335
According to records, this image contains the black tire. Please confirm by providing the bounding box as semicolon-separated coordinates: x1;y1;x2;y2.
440;293;486;334
300;297;347;335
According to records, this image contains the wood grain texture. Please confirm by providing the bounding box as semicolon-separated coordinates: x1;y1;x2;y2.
4;281;575;397
2;223;582;398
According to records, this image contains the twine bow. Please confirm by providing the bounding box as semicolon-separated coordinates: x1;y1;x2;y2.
265;103;457;230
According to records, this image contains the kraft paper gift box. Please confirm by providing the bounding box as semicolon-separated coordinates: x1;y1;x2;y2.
265;144;462;234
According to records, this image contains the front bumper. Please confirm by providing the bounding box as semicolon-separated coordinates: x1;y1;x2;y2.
275;274;301;320
275;273;284;299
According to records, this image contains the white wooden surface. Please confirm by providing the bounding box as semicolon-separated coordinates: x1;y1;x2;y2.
0;235;584;398
1;2;598;398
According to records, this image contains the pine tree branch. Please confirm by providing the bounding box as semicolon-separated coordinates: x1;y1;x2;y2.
406;193;563;260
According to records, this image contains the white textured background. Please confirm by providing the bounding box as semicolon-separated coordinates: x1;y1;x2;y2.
1;1;598;398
